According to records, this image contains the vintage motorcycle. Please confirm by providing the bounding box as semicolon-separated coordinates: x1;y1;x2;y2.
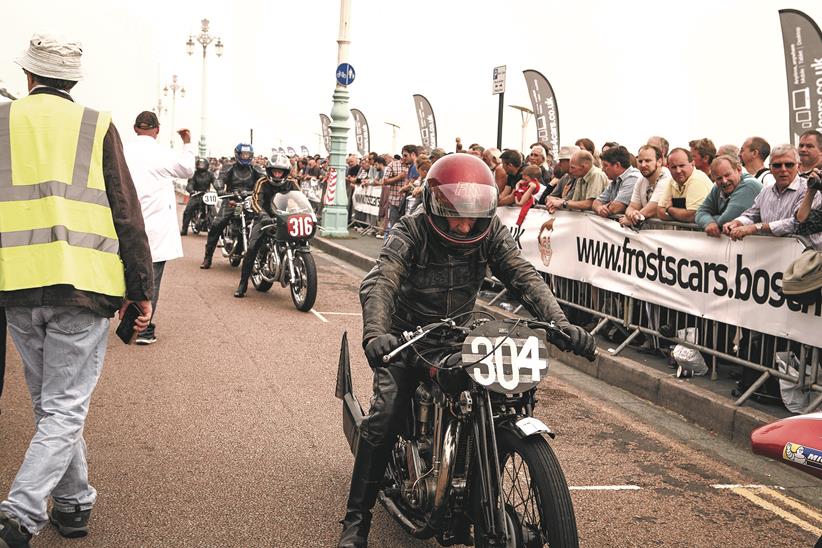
336;313;595;547
249;190;318;311
189;190;218;235
218;191;254;267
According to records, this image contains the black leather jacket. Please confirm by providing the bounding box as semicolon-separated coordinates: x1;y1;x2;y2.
217;164;262;195
186;169;215;194
360;208;570;346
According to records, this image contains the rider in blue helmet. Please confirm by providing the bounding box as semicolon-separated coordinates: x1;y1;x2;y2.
200;143;262;269
234;143;254;166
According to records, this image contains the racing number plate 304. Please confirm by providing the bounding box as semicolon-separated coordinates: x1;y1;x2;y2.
461;320;550;395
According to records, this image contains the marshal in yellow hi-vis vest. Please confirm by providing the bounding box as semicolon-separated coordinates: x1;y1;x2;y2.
0;93;126;297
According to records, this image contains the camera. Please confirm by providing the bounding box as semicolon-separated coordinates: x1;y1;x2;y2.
803;169;822;190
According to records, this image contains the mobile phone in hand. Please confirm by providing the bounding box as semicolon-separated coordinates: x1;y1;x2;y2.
116;303;142;345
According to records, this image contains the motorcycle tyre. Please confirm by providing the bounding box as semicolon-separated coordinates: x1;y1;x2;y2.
474;429;578;548
290;252;317;312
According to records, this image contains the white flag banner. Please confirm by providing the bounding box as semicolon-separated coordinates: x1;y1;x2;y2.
495;208;821;348
352;184;382;217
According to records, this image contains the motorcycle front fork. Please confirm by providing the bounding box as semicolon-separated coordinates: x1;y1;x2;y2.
471;390;508;543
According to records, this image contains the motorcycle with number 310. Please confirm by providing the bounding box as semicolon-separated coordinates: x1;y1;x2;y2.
337;313;595;547
250;190;319;311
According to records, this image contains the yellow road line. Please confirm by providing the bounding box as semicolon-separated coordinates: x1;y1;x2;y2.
732;487;821;537
756;486;822;524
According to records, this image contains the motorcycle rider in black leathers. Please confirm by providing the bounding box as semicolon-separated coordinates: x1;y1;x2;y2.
180;157;216;235
337;154;597;548
200;143;262;269
234;154;299;298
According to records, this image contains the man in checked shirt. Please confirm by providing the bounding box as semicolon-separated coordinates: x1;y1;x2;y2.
382;144;415;239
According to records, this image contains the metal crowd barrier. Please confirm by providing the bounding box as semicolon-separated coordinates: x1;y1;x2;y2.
482;207;822;413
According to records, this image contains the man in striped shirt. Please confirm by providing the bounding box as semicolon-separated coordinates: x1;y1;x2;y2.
724;144;822;250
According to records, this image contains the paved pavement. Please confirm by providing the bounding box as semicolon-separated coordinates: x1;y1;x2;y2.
0;208;820;547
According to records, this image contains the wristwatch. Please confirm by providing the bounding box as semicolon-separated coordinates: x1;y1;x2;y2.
562;200;569;210
754;222;763;233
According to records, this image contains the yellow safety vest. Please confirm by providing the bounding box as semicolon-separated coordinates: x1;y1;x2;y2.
0;93;126;297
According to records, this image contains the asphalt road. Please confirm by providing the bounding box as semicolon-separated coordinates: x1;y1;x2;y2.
1;226;821;547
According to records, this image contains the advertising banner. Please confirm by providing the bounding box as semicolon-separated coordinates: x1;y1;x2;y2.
320;113;332;154
412;94;437;151
778;9;822;144
352;183;382;217
495;208;821;347
522;69;560;161
350;108;370;157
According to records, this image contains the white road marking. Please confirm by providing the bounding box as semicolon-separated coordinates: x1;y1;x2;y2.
315;312;362;316
711;484;776;489
310;309;329;323
569;485;641;491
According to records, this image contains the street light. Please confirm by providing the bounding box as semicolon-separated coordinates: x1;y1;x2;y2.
162;74;185;149
509;104;533;154
384;121;400;155
320;0;352;237
187;18;223;157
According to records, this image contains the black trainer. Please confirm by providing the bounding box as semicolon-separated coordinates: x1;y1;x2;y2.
49;505;90;538
0;511;31;548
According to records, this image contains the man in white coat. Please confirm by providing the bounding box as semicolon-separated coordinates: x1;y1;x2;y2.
124;111;195;344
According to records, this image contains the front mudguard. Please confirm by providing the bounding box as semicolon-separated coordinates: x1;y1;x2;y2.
497;416;556;441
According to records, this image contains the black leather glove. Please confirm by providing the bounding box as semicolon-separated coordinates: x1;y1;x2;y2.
364;334;401;369
554;325;596;361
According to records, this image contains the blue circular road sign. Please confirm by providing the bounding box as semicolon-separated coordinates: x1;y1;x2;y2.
336;63;356;86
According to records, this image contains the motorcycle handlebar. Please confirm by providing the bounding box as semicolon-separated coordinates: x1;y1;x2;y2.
380;316;597;363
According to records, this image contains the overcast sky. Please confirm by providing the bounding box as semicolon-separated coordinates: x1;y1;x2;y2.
2;0;821;158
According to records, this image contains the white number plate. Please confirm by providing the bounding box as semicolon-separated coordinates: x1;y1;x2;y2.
202;192;218;206
462;321;549;394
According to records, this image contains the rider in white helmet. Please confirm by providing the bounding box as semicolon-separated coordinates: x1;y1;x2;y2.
234;154;298;297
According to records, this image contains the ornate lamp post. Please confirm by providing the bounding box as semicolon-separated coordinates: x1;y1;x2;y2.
320;0;353;237
163;75;185;148
186;19;223;157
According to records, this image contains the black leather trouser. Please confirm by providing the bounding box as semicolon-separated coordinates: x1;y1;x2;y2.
238;218;270;286
204;203;233;259
359;360;426;449
181;195;205;231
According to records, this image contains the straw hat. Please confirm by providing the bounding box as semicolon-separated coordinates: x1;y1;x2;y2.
15;33;83;81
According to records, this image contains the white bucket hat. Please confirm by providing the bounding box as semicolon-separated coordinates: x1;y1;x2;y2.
15;33;83;81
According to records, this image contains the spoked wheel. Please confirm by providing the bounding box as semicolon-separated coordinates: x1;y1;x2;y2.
289;252;317;312
475;429;578;548
251;248;273;292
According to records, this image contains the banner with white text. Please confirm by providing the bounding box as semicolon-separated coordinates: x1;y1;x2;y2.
351;108;371;157
412;94;437;151
496;208;821;347
319;113;332;154
522;69;560;161
779;9;822;144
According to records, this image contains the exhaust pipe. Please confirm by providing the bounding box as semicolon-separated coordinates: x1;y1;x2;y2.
335;332;364;455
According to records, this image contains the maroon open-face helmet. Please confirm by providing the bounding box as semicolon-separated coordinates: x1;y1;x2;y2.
423;154;498;247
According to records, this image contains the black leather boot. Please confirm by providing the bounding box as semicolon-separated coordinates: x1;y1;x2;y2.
338;438;391;548
200;243;215;269
234;279;248;298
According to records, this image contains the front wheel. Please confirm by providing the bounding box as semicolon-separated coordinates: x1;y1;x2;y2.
289;252;317;312
475;429;578;548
